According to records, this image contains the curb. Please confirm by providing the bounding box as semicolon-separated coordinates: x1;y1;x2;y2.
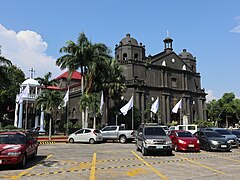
39;141;56;145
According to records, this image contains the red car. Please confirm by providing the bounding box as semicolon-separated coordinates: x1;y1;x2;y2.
0;131;38;168
169;130;200;152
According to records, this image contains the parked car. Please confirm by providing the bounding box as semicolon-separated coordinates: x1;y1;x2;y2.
135;124;172;156
0;130;39;168
101;125;134;143
176;125;198;134
194;131;231;151
204;128;239;148
160;125;170;134
68;128;103;144
169;130;200;152
230;130;240;143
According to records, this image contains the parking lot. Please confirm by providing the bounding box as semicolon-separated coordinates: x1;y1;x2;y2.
0;142;240;180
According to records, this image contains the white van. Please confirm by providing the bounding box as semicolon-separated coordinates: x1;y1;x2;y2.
176;125;198;134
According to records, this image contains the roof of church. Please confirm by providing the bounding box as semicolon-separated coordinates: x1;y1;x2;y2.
120;33;138;46
21;78;39;86
55;70;82;80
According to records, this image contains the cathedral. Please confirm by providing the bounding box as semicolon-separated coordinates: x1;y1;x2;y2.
115;33;207;125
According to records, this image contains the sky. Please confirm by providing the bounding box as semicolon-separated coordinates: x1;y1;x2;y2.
0;0;240;102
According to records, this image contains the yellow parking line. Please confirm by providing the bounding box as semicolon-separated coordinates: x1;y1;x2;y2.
12;154;53;180
89;152;97;180
131;151;169;180
176;154;224;175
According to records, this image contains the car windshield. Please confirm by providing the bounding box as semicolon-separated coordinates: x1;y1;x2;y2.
177;131;193;137
0;134;26;144
145;127;166;136
232;130;240;135
215;129;232;135
205;131;222;137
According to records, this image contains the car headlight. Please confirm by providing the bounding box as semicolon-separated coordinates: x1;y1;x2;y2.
178;139;186;144
7;152;22;156
166;140;172;144
227;140;233;143
210;140;218;145
145;140;153;144
197;140;200;144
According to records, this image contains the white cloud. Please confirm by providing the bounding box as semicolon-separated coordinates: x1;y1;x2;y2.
230;16;240;33
206;90;216;102
0;24;62;78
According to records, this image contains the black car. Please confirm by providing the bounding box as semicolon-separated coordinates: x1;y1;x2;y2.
135;124;172;156
231;130;240;143
194;131;231;151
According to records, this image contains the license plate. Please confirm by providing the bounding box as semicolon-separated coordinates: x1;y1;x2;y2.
156;145;163;149
188;144;194;147
221;145;227;148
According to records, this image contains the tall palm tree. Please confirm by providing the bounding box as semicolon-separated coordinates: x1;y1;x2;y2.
94;58;126;125
56;32;111;128
79;93;100;128
35;90;63;140
0;46;12;66
35;72;57;89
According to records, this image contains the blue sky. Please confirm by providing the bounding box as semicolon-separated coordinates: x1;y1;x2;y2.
0;0;240;101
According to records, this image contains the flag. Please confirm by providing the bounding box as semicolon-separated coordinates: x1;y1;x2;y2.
172;99;182;113
18;84;30;104
120;96;133;116
151;97;159;114
100;91;104;114
63;89;69;107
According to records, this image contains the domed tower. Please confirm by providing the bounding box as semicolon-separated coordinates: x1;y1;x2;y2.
179;49;197;72
163;33;173;52
14;68;42;131
115;33;146;62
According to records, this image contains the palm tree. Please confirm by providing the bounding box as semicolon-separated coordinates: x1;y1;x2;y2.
35;90;63;140
56;32;111;128
95;58;126;125
0;46;12;66
79;93;100;129
35;72;57;89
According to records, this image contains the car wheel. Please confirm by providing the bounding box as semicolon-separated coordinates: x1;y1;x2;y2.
141;147;147;156
119;135;127;143
174;144;178;152
31;148;37;160
19;154;27;169
89;138;95;144
69;138;74;143
205;143;211;151
167;150;172;156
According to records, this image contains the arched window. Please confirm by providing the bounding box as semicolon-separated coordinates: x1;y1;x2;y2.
123;53;127;60
171;77;177;88
72;108;76;119
134;53;138;60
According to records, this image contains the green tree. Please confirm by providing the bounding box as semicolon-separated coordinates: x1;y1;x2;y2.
0;46;12;66
0;65;25;125
35;90;63;139
79;93;100;129
35;72;57;88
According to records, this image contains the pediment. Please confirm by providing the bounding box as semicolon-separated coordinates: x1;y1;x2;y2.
150;52;192;72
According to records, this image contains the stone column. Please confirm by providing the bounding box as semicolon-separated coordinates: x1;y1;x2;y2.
160;70;164;87
40;106;45;132
166;95;170;125
182;73;185;90
18;103;23;128
185;75;188;90
35;115;39;128
164;71;168;87
198;99;203;121
14;102;19;127
161;95;166;124
141;94;145;123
